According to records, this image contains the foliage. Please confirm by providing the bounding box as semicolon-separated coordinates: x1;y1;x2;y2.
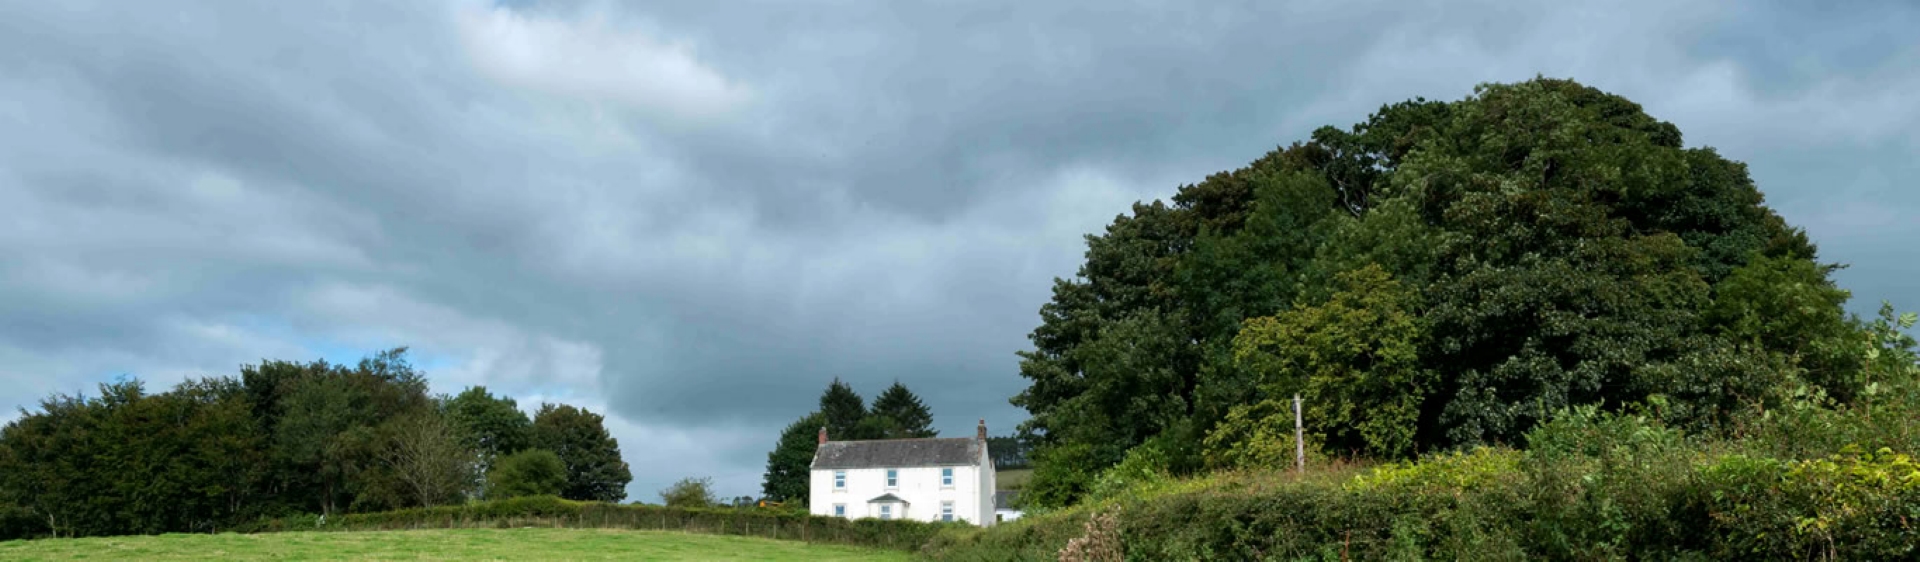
0;348;627;540
1232;264;1429;458
661;477;720;509
1084;439;1176;504
868;381;937;439
532;404;633;503
1056;508;1122;562
487;449;567;499
987;435;1034;470
0;528;913;561
1011;77;1866;506
1198;398;1321;471
923;394;1920;561
442;386;533;476
820;378;871;441
1021;443;1102;511
762;411;828;502
376;410;476;508
232;495;960;554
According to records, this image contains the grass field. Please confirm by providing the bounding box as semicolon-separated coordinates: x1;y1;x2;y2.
0;528;912;561
996;468;1032;490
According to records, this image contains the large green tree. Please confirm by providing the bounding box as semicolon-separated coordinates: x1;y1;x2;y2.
819;378;870;440
531;404;632;502
443;386;533;479
1013;77;1863;507
867;381;937;439
760;411;827;502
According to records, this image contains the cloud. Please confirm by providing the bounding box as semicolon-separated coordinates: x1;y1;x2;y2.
0;0;1916;501
455;2;749;124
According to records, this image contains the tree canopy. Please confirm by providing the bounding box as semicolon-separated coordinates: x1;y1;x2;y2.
444;386;533;476
531;404;633;503
0;348;627;537
1012;77;1874;507
761;411;827;502
487;449;567;499
819;378;870;440
868;381;937;439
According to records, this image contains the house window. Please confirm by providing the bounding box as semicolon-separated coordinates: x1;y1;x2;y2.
833;504;845;517
885;469;898;488
833;470;845;490
941;467;953;487
879;504;892;520
941;501;954;522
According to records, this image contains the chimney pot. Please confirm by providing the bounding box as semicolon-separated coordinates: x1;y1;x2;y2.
976;418;988;441
818;426;828;445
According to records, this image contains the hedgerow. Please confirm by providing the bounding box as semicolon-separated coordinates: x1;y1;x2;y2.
922;402;1920;561
232;495;956;552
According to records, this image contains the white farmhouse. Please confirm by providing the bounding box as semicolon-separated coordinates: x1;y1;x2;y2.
809;419;997;526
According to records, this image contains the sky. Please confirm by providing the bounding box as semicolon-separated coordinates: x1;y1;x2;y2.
1;1;1915;501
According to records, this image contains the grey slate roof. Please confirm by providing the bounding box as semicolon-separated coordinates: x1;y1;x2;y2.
867;493;908;504
994;491;1019;511
811;437;982;470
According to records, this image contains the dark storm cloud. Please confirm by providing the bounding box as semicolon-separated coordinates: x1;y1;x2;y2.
3;0;1916;497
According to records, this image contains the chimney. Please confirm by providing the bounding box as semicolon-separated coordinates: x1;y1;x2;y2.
818;426;828;445
977;418;988;441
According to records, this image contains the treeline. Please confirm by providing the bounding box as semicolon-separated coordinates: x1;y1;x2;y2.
1011;77;1915;507
0;348;631;538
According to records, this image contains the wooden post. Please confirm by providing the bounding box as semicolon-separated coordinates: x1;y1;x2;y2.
1294;393;1304;474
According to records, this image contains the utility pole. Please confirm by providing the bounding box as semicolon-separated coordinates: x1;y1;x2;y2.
1294;393;1304;474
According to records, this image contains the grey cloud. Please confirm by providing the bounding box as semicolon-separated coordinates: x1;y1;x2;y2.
2;0;1916;499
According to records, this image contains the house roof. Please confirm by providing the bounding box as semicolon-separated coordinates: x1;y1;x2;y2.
867;493;908;504
994;491;1019;511
811;437;982;470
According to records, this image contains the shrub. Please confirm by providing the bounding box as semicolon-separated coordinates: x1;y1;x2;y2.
1056;508;1121;562
659;476;717;508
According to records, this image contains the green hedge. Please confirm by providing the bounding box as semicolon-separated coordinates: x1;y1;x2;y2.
234;496;955;552
921;409;1920;561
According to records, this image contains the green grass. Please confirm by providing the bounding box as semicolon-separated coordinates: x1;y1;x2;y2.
0;528;912;561
996;469;1032;490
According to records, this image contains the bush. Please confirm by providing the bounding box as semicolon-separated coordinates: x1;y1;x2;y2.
659;476;717;508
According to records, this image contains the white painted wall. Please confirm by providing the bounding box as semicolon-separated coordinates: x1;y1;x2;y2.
810;461;996;526
977;444;995;526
